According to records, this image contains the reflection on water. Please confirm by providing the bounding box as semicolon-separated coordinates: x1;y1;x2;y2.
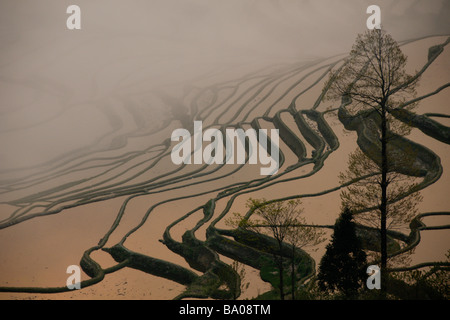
0;1;449;300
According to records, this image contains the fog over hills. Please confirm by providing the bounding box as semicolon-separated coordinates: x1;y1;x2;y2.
0;0;449;170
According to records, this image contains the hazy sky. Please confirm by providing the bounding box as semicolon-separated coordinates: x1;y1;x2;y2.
0;1;448;94
1;1;449;64
0;0;449;169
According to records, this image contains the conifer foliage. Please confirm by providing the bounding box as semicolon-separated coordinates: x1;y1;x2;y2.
317;208;367;297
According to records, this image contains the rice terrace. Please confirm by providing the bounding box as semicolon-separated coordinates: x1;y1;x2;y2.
0;1;449;301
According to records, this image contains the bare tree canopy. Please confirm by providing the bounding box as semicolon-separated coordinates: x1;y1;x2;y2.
324;28;419;114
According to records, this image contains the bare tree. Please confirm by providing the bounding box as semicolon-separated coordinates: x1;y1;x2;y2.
339;148;423;262
339;148;423;228
227;198;324;300
323;28;421;293
247;198;301;300
286;216;325;299
230;260;250;299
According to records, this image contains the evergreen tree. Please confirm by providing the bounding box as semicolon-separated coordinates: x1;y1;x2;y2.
317;208;367;298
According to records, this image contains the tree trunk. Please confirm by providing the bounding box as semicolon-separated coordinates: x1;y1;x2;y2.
380;102;388;298
291;245;296;300
276;241;285;300
279;256;285;300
